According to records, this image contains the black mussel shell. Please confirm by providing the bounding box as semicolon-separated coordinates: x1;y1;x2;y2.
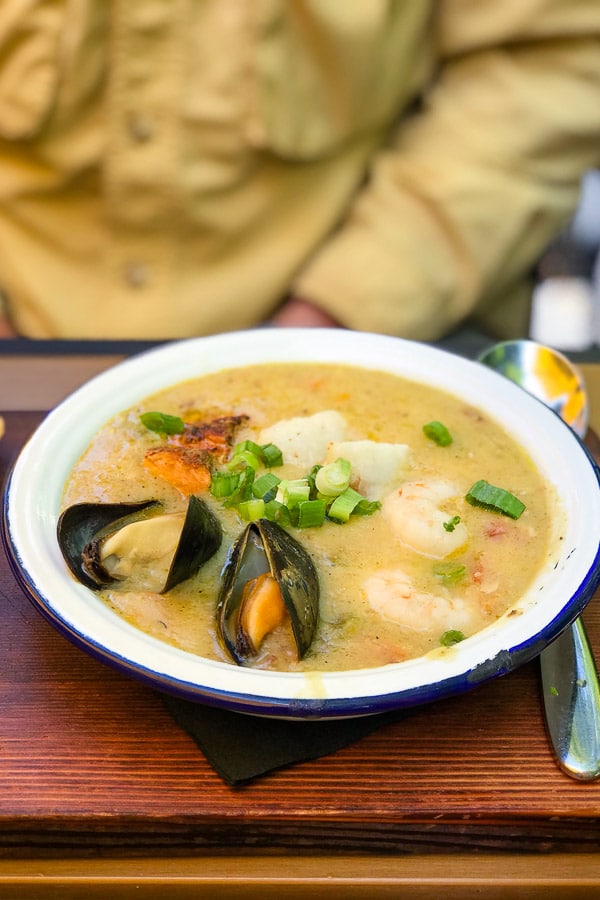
57;500;160;590
57;496;222;593
162;495;222;593
216;518;319;665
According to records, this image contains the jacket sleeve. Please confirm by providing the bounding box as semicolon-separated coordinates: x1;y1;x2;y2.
293;0;600;340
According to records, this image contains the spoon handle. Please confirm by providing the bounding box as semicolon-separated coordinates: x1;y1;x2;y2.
540;618;600;780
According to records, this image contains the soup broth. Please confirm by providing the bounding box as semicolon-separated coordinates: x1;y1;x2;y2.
61;362;561;672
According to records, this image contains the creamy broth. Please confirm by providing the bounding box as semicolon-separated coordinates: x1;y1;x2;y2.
62;362;561;672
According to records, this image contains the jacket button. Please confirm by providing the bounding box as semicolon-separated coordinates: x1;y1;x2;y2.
127;113;155;143
124;262;150;288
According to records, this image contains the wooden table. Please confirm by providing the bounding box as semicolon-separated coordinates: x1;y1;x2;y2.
1;348;600;898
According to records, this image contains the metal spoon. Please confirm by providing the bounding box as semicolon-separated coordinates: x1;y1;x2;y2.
478;339;600;780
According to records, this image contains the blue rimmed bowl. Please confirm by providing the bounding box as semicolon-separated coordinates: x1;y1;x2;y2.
3;329;600;719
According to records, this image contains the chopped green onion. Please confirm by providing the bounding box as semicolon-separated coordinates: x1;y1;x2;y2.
443;515;461;533
140;411;185;435
327;487;364;523
228;440;283;470
207;437;382;529
306;464;321;493
260;442;283;468
314;458;351;497
227;448;262;471
466;479;525;519
263;498;291;526
423;420;453;447
210;471;241;498
296;499;327;529
277;478;311;509
433;562;466;585
252;472;281;501
440;629;465;647
232;439;264;458
351;498;382;517
223;466;255;507
238;498;266;522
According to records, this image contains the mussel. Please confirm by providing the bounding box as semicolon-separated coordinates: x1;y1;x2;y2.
57;495;222;593
216;518;319;665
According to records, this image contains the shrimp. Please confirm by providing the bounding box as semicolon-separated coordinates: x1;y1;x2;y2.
381;479;468;559
363;568;474;634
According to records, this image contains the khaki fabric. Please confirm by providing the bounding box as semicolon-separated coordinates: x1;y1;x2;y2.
0;0;598;339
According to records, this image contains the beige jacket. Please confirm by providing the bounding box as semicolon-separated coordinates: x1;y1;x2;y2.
0;0;599;340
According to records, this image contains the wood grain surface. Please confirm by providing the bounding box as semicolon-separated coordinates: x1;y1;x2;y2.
1;410;600;864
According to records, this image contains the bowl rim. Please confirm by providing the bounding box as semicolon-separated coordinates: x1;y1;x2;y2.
3;328;600;719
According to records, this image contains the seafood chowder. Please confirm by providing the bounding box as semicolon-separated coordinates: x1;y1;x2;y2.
58;363;561;672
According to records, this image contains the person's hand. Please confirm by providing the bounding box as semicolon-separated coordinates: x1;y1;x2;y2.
0;317;17;338
269;296;341;329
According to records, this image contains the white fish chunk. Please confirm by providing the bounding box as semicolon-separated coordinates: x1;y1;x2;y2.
258;410;349;470
326;440;411;500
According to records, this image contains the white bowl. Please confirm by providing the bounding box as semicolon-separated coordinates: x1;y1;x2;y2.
3;329;600;719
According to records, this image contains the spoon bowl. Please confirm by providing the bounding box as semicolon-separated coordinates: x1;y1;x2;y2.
478;339;589;439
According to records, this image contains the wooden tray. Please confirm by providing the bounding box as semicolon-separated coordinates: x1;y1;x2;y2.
1;411;600;858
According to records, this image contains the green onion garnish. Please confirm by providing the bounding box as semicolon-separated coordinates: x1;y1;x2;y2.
296;499;327;529
252;472;281;501
260;442;284;467
328;487;364;523
207;438;380;529
351;498;382;517
277;478;311;509
314;458;351;497
238;498;266;522
465;479;525;519
228;448;262;471
440;629;465;647
229;440;283;470
140;411;185;435
423;420;453;447
433;562;466;585
263;498;291;526
443;515;461;532
223;466;255;507
233;439;264;457
210;471;241;498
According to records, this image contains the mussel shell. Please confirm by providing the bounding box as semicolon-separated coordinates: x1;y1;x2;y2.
57;496;222;593
58;500;160;590
162;495;223;593
216;518;319;664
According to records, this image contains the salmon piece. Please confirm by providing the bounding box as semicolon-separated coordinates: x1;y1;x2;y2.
143;446;212;495
169;414;249;462
144;413;249;494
